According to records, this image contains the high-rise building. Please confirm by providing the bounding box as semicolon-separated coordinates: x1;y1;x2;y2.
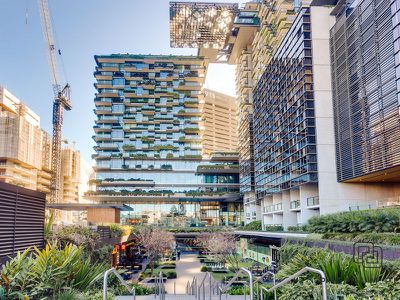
330;0;400;182
0;87;92;220
227;1;298;223
0;86;52;195
61;144;81;204
200;89;238;156
168;1;299;224
90;54;242;226
251;0;400;229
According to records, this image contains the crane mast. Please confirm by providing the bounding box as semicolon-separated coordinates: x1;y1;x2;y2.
38;0;72;204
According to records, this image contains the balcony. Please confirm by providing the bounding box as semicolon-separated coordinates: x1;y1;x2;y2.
290;200;300;210
307;196;320;208
263;202;283;214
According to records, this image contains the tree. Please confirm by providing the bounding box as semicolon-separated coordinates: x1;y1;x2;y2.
196;231;237;264
137;227;175;274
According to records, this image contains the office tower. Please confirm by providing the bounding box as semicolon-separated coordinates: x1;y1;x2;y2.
90;54;242;226
200;89;238;156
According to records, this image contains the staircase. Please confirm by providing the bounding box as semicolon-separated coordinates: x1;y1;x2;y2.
107;266;329;300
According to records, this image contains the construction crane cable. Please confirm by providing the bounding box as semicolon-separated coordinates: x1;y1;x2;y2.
47;0;69;83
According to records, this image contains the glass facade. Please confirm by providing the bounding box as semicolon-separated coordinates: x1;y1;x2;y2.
331;0;400;181
91;54;242;226
253;9;317;199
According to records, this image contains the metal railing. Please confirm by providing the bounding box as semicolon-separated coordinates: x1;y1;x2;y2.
252;271;277;300
187;276;198;296
155;271;166;300
219;267;253;300
103;268;135;300
197;272;214;300
260;267;327;300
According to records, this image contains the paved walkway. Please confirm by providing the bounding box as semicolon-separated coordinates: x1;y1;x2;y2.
165;254;202;294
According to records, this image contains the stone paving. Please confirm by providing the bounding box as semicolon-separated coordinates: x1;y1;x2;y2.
165;253;203;295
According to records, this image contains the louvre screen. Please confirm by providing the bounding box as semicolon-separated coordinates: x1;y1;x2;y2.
330;0;400;181
0;182;45;264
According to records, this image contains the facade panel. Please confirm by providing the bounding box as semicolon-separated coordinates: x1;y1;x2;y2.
331;0;400;181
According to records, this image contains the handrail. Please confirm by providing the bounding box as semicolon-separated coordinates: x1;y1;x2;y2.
157;271;166;300
103;268;135;300
256;271;276;300
261;267;327;300
187;276;198;295
197;272;212;300
219;268;253;300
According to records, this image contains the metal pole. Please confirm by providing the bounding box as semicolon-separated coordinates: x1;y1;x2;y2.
240;268;253;300
174;281;176;295
103;268;111;300
209;273;212;300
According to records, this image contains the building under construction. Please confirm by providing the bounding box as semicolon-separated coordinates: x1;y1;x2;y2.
0;86;52;195
0;87;88;218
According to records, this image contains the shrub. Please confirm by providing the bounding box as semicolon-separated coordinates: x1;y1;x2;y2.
89;244;114;265
49;225;100;251
0;244;106;299
200;265;208;272
277;243;389;288
242;220;262;231
287;225;303;232
264;225;284;232
110;224;132;237
161;270;177;279
322;232;400;246
306;207;400;234
227;285;250;295
278;281;359;300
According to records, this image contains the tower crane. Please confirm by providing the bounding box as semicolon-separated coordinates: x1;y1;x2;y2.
38;0;72;203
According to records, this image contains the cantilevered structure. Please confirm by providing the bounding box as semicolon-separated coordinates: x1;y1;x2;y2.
170;1;238;62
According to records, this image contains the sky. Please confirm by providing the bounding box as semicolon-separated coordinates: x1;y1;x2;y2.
0;0;237;164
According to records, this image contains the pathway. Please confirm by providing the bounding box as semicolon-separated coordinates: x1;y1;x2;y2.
165;253;202;294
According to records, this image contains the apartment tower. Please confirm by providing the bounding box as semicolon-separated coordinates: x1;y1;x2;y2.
200;89;238;156
90;54;242;226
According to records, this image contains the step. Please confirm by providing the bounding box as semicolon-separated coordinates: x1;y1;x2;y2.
116;294;245;300
116;295;196;300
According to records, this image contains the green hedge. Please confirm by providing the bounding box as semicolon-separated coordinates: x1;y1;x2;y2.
305;207;400;233
264;225;284;232
263;280;400;300
242;220;262;231
321;232;400;246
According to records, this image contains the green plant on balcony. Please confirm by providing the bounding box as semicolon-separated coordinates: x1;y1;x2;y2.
184;128;200;133
183;155;202;159
141;137;153;143
130;154;148;159
152;145;177;150
160;164;173;170
166;153;175;159
122;144;136;151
